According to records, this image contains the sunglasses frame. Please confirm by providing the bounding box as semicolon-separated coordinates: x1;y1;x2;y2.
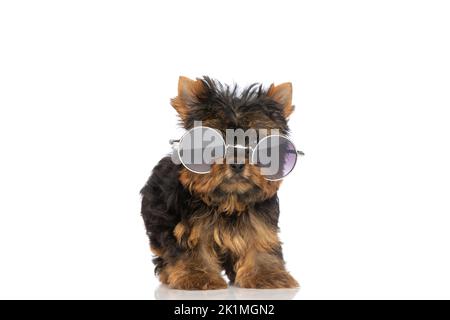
251;133;302;181
170;126;304;179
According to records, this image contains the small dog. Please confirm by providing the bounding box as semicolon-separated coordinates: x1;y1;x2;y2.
141;76;300;289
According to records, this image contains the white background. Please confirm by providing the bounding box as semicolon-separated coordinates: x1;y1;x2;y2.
1;0;449;300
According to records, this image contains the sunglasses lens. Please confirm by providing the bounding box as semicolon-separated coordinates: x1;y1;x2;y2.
253;135;298;180
178;127;225;173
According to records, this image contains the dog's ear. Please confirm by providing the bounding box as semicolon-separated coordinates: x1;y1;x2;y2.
267;82;294;118
171;76;205;119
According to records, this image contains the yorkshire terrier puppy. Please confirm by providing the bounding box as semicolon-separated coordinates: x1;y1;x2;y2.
141;76;300;290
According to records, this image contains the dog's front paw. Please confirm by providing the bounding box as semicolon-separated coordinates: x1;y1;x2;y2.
168;271;227;290
235;270;299;289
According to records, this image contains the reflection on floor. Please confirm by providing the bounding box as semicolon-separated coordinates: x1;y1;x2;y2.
155;284;299;300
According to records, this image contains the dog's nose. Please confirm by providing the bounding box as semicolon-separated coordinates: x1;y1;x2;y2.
230;163;245;173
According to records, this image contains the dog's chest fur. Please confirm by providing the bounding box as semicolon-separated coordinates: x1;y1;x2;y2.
173;208;279;257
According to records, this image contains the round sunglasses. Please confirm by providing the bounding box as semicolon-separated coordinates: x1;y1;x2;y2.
170;126;304;181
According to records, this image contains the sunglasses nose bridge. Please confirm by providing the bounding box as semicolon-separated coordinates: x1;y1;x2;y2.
224;144;250;164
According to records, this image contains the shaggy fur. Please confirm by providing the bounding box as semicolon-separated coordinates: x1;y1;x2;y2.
140;76;298;289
